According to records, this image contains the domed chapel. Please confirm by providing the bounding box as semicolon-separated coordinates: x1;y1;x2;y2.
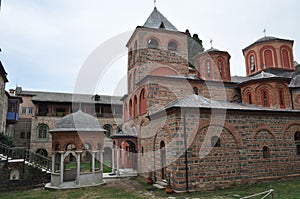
111;6;300;192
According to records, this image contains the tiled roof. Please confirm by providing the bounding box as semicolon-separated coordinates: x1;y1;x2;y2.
50;110;106;132
19;90;122;105
156;94;299;114
0;61;8;83
143;7;178;31
289;70;300;88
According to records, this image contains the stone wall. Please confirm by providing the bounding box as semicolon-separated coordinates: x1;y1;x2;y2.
0;160;50;191
138;108;300;192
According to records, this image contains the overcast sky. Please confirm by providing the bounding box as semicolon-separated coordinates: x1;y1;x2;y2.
1;0;299;96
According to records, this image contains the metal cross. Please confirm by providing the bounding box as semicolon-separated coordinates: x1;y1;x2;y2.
263;29;266;37
210;39;213;48
154;0;156;7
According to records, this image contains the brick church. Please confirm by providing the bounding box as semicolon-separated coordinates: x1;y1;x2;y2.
112;7;300;192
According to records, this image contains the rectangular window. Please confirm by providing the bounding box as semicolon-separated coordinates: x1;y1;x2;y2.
297;145;300;156
21;107;27;115
28;107;34;115
20;132;25;139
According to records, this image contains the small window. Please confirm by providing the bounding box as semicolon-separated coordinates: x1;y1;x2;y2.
218;61;223;79
250;55;255;71
261;89;269;107
21;107;27;115
103;124;113;137
168;41;178;51
211;136;221;147
295;132;300;142
193;87;199;95
20;132;25;139
28;107;34;115
263;146;270;158
148;38;158;49
279;89;285;108
248;93;252;104
26;132;31;139
141;147;144;156
297;145;300;156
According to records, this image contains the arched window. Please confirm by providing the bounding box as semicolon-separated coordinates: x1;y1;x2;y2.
264;49;273;67
278;88;285;108
250;55;255;71
248;93;252;104
168;41;178;51
282;49;290;69
261;89;270;107
129;99;133;118
211;136;221;147
218;60;223;79
263;146;270;158
133;95;138;117
134;40;138;63
295;132;300;156
148;38;158;49
139;89;147;114
55;143;61;151
128;48;132;66
37;124;48;140
193;87;199;95
103;124;113;137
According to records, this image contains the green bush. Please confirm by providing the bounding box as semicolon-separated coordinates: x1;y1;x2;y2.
0;133;15;147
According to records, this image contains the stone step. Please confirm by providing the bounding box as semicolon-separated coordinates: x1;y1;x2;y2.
153;183;165;190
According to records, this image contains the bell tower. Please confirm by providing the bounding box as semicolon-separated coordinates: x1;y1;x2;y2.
126;7;191;94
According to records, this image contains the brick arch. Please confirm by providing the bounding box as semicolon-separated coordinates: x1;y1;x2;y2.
150;67;178;76
280;45;293;69
281;122;300;140
253;128;277;144
242;86;255;104
197;123;242;148
245;50;258;74
255;83;273;107
260;45;278;68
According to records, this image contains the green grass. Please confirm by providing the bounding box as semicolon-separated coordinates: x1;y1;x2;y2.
64;162;112;173
150;178;300;199
0;178;299;199
0;186;145;199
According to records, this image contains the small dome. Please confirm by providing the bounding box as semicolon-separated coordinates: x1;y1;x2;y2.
205;47;221;53
255;36;279;43
50;110;106;132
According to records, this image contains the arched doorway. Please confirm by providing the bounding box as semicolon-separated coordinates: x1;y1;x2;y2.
123;140;137;170
160;141;166;179
36;148;48;157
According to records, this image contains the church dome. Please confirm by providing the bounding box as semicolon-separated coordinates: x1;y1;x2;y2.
50;110;105;132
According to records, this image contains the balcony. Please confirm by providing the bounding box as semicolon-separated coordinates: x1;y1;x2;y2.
6;112;19;124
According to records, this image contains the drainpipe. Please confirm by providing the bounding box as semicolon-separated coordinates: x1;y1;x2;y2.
183;111;189;192
289;88;294;109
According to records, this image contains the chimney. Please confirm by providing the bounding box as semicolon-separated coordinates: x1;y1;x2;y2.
9;89;15;95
